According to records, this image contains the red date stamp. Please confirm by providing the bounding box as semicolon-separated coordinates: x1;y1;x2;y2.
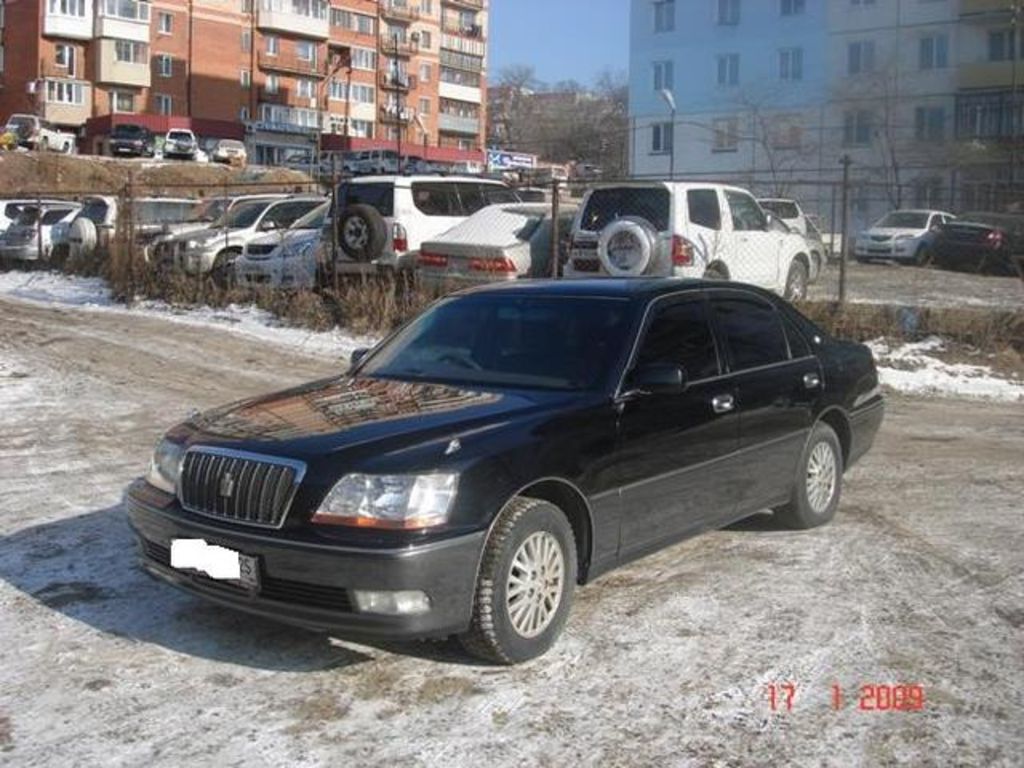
766;682;925;712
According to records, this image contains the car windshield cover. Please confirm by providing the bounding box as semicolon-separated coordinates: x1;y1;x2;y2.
580;187;670;232
359;295;633;392
877;212;929;229
761;200;800;219
223;201;271;229
339;183;395;217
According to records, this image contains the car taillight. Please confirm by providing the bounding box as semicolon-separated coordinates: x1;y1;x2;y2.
417;250;448;268
469;256;517;273
985;230;1004;248
392;222;408;252
672;235;694;266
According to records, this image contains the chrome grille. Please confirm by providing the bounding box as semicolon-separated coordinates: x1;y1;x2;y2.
177;447;305;529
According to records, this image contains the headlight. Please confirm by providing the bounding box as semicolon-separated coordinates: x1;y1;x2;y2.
145;438;184;494
312;473;458;529
893;234;913;241
284;240;316;260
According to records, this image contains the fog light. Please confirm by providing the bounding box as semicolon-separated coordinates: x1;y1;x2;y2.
352;590;430;615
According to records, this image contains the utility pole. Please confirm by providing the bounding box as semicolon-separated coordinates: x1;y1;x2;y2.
1011;0;1021;190
839;154;852;305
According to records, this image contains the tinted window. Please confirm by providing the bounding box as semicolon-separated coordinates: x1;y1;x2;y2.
360;295;632;392
112;124;145;138
262;200;322;229
725;191;767;232
782;314;811;358
4;203;25;219
339;182;395;217
79;199;110;225
713;296;789;371
223;201;271;229
411;182;461;216
457;183;485;215
42;208;75;225
636;298;720;380
876;212;928;228
482;185;520;205
687;189;722;230
580;187;670;232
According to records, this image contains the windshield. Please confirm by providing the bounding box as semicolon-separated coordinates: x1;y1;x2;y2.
6;117;34;137
359;294;633;392
876;212;929;229
291;202;330;230
113;125;144;137
760;200;800;219
222;201;271;229
168;131;192;141
189;198;229;223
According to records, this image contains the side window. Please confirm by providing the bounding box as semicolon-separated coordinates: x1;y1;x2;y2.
456;183;485;215
635;298;720;381
782;314;811;358
411;182;461;216
687;189;722;230
725;191;768;232
712;295;790;371
481;185;519;205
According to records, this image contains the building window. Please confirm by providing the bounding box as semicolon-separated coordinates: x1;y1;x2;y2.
240;106;250;121
420;62;432;82
781;0;804;15
351;84;374;103
420;30;431;49
653;60;674;91
421;0;432;15
241;0;253;12
842;109;873;145
48;0;86;17
771;115;802;149
55;44;76;75
241;29;251;52
419;97;430;115
158;11;172;34
779;48;802;80
330;8;374;35
350;119;372;138
351;47;376;71
847;40;875;75
651;122;673;154
915;106;945;141
712;117;739;152
111;90;135;113
265;35;278;56
154;93;172;115
716;54;739;86
717;0;740;26
101;0;149;21
157;54;172;77
440;66;480;87
653;0;674;33
850;0;876;5
297;78;316;99
988;29;1019;62
114;40;147;64
241;69;251;88
265;73;279;94
46;79;85;104
328;79;345;100
296;39;316;62
919;34;948;70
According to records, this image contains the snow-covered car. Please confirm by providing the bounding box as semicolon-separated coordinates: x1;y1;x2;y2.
0;202;80;263
417;203;578;286
235;202;330;289
758;197;826;282
171;196;324;284
163;129;198;161
566;182;815;300
854;209;955;265
211;139;247;166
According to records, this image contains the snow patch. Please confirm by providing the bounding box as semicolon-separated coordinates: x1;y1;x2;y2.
868;336;1024;402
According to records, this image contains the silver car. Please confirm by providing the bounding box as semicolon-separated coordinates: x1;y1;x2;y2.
0;202;80;263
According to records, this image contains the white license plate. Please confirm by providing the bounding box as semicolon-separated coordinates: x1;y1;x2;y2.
170;539;259;589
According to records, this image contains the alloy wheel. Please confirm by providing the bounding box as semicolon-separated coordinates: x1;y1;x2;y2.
506;531;565;639
806;441;837;514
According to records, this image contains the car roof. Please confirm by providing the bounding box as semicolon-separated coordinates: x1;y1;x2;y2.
352;175;508;186
453;278;740;301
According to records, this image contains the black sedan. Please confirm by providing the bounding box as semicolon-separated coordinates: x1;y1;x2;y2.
931;213;1024;277
126;279;884;663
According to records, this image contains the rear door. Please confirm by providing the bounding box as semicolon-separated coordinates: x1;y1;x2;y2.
709;289;821;516
723;189;782;289
615;293;741;554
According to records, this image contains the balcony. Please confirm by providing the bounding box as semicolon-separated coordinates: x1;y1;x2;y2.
380;104;415;124
258;51;324;78
441;22;485;40
438;112;480;135
958;61;1016;90
258;0;329;40
379;71;416;91
96;38;151;87
439;80;481;103
441;33;486;57
95;0;151;43
42;1;94;40
380;36;419;57
443;0;484;9
380;1;420;23
40;81;92;126
960;0;1014;21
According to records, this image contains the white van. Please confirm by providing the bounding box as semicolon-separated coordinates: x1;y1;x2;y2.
335;175;520;272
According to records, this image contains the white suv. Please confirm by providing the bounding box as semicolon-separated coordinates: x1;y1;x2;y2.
335;176;520;272
565;182;814;299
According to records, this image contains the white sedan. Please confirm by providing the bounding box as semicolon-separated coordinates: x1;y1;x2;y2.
416;203;577;286
855;209;955;264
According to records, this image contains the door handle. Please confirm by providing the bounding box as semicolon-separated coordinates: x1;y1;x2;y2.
803;372;821;390
711;394;735;414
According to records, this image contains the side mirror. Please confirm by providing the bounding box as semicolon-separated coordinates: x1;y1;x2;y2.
629;363;687;395
260;220;279;232
350;348;370;368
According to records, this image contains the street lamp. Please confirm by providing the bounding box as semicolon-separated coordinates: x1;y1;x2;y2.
659;88;676;180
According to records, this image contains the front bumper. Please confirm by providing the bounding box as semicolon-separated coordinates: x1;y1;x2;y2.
0;243;42;260
124;479;484;639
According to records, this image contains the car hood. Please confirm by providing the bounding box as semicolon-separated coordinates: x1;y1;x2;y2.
184;375;578;459
860;227;926;238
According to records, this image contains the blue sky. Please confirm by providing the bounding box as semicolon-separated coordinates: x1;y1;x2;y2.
488;0;629;87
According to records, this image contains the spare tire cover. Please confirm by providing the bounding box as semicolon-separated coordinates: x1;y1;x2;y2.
597;217;656;276
339;204;388;262
67;217;98;260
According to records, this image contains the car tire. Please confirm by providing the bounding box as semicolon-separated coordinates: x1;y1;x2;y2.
459;496;577;665
784;259;809;301
774;422;843;530
596;217;655;276
914;245;933;267
339;204;388;262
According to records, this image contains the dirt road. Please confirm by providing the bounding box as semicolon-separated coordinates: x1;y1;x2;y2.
1;294;1022;767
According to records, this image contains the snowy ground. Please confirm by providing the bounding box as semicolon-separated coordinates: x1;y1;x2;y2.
1;276;1023;766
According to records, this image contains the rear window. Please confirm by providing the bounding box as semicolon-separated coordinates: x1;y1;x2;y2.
79;199;110;225
687;189;722;230
339;182;395;217
42;208;75;225
5;203;26;219
579;187;670;232
411;182;461;216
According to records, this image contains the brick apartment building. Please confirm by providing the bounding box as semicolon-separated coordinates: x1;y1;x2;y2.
0;0;488;166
